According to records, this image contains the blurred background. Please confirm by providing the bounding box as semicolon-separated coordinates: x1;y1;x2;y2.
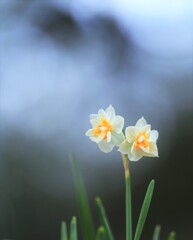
0;0;192;239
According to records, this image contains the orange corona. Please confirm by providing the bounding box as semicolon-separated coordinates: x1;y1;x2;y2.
134;131;150;149
92;118;113;139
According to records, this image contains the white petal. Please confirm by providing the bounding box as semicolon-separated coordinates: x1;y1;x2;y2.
131;142;136;155
141;124;151;133
89;136;98;142
143;143;158;157
90;118;99;127
98;140;114;153
90;114;98;119
149;142;159;157
88;133;104;143
112;116;124;133
111;132;125;146
86;129;105;143
136;117;147;128
95;133;105;143
107;131;111;142
150;130;159;142
86;129;93;136
125;126;139;143
98;109;106;118
130;148;144;161
105;105;115;121
118;140;132;154
140;145;150;153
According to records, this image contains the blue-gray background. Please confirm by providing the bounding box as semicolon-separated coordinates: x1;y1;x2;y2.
0;0;192;239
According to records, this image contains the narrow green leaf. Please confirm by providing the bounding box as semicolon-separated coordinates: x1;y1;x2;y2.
70;217;77;240
95;197;114;240
70;154;95;240
152;225;161;240
168;231;176;240
96;226;107;240
125;173;132;240
134;180;155;240
61;221;68;240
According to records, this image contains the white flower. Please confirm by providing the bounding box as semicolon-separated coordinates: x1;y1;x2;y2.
86;105;125;153
118;117;159;161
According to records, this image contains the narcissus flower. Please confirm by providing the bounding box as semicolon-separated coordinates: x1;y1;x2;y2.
86;105;124;153
118;117;159;161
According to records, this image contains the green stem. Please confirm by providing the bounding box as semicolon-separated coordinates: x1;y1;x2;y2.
122;154;132;240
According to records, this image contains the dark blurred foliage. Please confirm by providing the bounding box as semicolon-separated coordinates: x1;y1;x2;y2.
0;1;192;240
30;2;134;75
32;6;83;46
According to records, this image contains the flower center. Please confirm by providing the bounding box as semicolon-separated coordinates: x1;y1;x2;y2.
135;131;150;149
92;118;112;139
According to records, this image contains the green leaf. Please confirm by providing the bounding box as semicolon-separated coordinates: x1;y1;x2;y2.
70;154;95;240
96;226;107;240
95;197;114;240
168;231;176;240
152;225;161;240
70;217;77;240
61;221;68;240
134;180;155;240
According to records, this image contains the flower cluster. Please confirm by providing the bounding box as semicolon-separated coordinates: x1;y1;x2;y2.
86;105;159;161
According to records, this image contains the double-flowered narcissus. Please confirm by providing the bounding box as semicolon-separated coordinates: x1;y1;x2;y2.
86;105;124;153
118;117;159;161
86;105;159;161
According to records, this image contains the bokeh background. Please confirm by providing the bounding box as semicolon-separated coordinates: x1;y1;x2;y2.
0;0;192;239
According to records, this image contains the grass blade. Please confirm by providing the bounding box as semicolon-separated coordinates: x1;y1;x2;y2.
168;231;176;240
70;154;95;240
152;225;161;240
134;180;155;240
95;197;114;240
96;226;107;240
70;217;77;240
61;221;68;240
